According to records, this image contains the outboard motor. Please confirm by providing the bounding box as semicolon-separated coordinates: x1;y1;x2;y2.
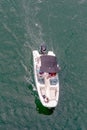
40;44;47;54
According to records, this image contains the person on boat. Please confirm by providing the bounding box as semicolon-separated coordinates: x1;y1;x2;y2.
42;95;49;103
37;69;44;76
47;72;56;79
49;72;56;76
39;70;44;75
44;97;49;103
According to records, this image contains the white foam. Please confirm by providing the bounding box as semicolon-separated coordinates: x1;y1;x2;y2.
37;0;43;3
35;23;39;27
78;0;85;4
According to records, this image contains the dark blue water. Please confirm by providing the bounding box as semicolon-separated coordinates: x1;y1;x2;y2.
0;0;87;129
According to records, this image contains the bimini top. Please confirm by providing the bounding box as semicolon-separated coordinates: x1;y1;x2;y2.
40;55;59;73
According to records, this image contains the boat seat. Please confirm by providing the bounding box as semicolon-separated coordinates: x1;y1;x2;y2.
50;87;57;100
40;87;46;96
40;87;57;100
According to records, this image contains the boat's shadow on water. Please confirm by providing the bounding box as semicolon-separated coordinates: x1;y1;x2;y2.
28;84;55;115
35;96;55;115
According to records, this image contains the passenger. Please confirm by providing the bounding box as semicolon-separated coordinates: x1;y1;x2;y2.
49;72;56;76
39;71;44;75
44;97;49;103
47;72;56;79
42;95;49;103
36;65;44;75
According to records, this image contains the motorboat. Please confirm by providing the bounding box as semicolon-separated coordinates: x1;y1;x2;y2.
32;45;60;108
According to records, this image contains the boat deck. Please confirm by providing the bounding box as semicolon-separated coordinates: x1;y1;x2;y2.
40;86;57;101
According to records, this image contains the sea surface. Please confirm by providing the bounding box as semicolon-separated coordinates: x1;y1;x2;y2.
0;0;87;130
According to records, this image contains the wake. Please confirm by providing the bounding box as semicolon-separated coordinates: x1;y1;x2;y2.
20;60;36;91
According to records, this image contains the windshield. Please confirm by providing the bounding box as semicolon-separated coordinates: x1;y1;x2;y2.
38;77;45;84
50;77;58;85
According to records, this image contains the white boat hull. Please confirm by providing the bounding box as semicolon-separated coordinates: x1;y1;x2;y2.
33;50;59;108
